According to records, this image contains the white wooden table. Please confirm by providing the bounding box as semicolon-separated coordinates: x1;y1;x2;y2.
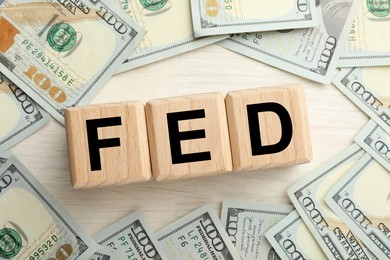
12;44;368;236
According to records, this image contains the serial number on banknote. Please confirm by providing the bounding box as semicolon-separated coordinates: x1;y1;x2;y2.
21;40;75;87
29;234;60;260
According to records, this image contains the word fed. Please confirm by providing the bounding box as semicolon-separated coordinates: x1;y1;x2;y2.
65;85;312;189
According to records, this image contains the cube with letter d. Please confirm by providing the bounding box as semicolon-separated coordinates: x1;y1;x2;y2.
65;102;152;189
146;93;233;181
226;85;312;171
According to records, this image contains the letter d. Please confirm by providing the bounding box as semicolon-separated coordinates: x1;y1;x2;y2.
247;102;293;155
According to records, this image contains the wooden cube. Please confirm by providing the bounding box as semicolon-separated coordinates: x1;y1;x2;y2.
226;85;312;171
65;102;151;189
146;93;233;181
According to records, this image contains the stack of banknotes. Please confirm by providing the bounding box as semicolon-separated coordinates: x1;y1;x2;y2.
0;0;389;150
1;119;389;259
0;0;389;259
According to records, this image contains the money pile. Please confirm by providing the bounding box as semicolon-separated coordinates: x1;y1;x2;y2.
1;148;388;259
0;0;388;149
0;0;389;259
264;67;390;259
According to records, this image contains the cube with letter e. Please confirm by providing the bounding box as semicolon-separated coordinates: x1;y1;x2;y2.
145;93;233;181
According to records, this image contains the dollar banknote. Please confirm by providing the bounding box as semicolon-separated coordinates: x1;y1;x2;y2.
190;0;319;36
339;0;390;67
265;210;328;260
220;200;293;260
89;246;122;260
333;67;390;134
326;154;390;259
288;144;377;260
155;204;241;260
0;0;145;124
354;120;390;171
219;0;360;84
0;158;98;259
0;74;49;154
108;0;226;72
93;210;167;260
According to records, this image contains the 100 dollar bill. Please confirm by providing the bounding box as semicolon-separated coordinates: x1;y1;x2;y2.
156;204;241;260
265;210;328;260
0;74;49;154
339;0;390;67
326;154;390;260
0;158;98;259
111;0;226;72
288;144;377;260
93;210;167;260
190;0;318;36
355;120;390;171
334;67;390;134
219;0;359;83
0;0;144;124
220;200;293;260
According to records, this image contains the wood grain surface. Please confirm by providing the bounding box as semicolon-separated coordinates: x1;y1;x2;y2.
66;102;152;189
226;85;312;171
146;92;232;181
11;45;368;237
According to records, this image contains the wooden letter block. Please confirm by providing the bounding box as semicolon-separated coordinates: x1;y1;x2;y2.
65;102;151;189
146;93;233;181
226;85;312;171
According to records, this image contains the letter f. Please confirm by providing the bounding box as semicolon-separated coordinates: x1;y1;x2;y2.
86;117;122;171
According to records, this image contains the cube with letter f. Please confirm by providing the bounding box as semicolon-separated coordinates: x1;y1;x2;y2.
65;102;151;189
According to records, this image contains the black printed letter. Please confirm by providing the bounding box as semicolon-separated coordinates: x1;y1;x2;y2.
247;103;293;155
167;109;211;164
86;117;122;171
